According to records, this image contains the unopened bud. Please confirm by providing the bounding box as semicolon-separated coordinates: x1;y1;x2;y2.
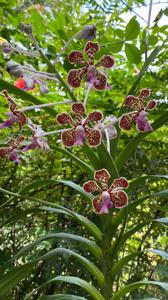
2;42;12;53
38;80;49;94
78;25;96;41
6;61;23;77
19;23;33;35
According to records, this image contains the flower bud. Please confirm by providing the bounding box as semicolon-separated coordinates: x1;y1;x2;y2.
78;25;96;41
19;23;33;35
38;80;49;94
6;61;23;77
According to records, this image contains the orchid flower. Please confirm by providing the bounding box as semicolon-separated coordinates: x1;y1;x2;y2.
119;88;157;132
15;77;49;94
67;41;115;90
83;169;129;214
0;136;24;163
98;115;118;140
22;121;50;152
0;90;27;130
56;102;103;147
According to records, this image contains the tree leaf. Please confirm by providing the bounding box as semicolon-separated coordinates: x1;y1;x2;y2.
125;17;140;40
125;43;141;64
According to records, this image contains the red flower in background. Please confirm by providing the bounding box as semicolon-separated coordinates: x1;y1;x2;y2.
119;88;157;132
67;41;115;90
56;102;103;147
83;169;129;214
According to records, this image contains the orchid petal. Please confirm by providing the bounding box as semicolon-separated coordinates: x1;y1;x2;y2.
56;112;74;125
83;180;101;193
0;147;9;158
87;111;103;122
68;50;86;65
22;143;37;152
8;149;20;163
84;41;100;64
92;194;103;214
125;95;144;111
0;116;16;129
94;169;110;186
119;113;134;131
110;177;129;190
2;90;17;112
96;55;115;68
135;111;153;132
93;70;107;90
100;191;113;214
13;111;27;129
72;102;85;115
74;125;86;146
139;88;151;99
110;190;128;208
67;68;87;88
145;100;157;111
61;128;76;147
85;127;102;147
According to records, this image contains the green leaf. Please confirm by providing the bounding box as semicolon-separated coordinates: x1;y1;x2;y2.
154;218;168;225
82;144;100;169
15;232;102;261
0;78;56;116
111;281;168;300
125;43;141;64
58;180;93;202
44;295;87;300
125;17;140;40
97;143;119;179
40;248;104;286
0;262;35;297
47;276;105;300
148;249;168;260
139;298;160;300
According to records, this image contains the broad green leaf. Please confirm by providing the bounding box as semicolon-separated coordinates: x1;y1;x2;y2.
58;180;93;202
148;249;168;260
0;262;35;297
125;43;141;64
47;276;105;300
111;281;168;300
56;146;94;176
44;295;87;300
15;232;102;260
125;17;140;40
40;247;104;286
0;78;56;116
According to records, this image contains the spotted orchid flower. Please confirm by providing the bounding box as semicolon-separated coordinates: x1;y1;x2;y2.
83;169;129;214
56;102;103;147
119;88;157;133
67;41;115;90
0;90;27;130
0;136;24;163
22;121;50;152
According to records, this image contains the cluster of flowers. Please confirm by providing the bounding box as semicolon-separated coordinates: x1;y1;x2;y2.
0;40;157;214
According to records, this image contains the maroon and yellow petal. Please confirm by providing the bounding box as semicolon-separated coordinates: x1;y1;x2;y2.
92;194;103;214
110;190;128;208
94;169;110;186
68;50;87;65
96;55;115;68
139;88;151;99
83;180;101;193
56;112;74;125
145;100;157;111
119;113;134;131
72;102;85;115
61;128;76;147
16;135;24;146
1;90;17;112
93;70;107;90
84;41;100;64
110;177;129;190
88;111;103;122
125;95;144;111
0;147;9;158
67;68;87;88
13;111;27;130
85;127;102;147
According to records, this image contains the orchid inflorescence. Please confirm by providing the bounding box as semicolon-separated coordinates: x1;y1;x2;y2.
0;32;158;214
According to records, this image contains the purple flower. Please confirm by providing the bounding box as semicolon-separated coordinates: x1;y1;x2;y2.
98;115;118;140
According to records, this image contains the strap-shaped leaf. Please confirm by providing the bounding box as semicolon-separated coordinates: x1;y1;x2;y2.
0;187;102;241
148;249;168;260
82;144;100;169
58;180;93;202
15;232;102;260
45;295;87;300
40;247;104;286
97;143;119;179
0;262;36;297
111;281;168;300
154;218;168;225
0;78;56;116
47;276;105;300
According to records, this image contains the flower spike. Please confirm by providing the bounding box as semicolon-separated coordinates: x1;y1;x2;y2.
83;168;129;214
119;88;157;133
67;41;115;90
56;102;103;148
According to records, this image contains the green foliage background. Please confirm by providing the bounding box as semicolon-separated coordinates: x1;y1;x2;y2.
0;0;168;299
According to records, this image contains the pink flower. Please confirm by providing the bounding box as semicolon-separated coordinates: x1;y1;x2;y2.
119;88;157;132
83;169;129;214
0;136;24;163
56;102;103;147
0;90;27;130
67;41;115;90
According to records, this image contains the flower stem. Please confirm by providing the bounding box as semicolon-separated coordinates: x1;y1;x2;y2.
54;32;79;64
17;100;72;112
83;84;92;107
104;129;110;154
38;128;70;137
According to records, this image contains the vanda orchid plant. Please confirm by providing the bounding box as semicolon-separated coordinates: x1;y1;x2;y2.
0;22;168;300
